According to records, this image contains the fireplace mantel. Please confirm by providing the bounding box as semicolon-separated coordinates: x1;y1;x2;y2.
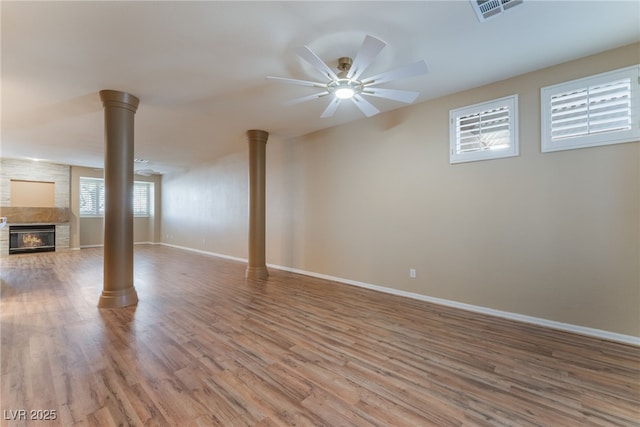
0;207;70;224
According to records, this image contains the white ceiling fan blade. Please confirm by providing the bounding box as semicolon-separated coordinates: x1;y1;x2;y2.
294;45;339;81
351;94;380;117
362;60;428;86
347;35;386;80
362;88;420;104
266;76;327;88
285;91;330;106
320;97;342;118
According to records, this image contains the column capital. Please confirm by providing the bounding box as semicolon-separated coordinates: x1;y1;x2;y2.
100;90;140;113
246;129;269;145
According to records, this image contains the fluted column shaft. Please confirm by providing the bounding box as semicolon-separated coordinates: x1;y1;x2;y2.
246;130;269;279
98;90;139;308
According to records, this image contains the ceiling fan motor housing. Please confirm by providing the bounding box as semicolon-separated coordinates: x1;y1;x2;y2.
337;57;353;73
328;57;361;99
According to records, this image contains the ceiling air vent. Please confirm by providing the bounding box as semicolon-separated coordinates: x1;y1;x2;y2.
472;0;524;22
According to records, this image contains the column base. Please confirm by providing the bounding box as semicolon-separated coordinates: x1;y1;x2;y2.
245;265;269;280
98;287;139;308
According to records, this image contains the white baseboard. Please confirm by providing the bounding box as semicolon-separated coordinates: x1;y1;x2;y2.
80;241;157;249
159;242;247;263
271;264;640;346
158;243;640;346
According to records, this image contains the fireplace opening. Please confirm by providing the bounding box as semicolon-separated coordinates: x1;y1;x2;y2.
9;225;56;254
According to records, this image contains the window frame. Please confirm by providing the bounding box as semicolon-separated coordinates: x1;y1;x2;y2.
79;177;104;217
79;177;152;218
132;181;152;217
540;65;640;153
449;94;519;164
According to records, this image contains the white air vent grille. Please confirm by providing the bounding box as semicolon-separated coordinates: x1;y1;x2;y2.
472;0;524;22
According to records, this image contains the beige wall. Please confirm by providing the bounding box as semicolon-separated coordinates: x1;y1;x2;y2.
161;43;640;337
10;180;55;207
78;216;157;247
71;166;162;248
162;153;248;255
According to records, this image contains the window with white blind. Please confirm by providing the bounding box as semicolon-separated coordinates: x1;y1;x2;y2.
450;94;519;163
79;177;152;217
79;178;105;216
541;65;640;152
132;182;151;216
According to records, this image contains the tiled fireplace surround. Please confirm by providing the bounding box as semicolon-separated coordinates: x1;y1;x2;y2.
0;159;71;256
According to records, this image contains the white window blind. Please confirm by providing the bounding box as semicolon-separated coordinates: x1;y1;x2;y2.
80;178;104;216
79;178;152;217
551;79;631;139
450;95;519;163
458;106;511;152
541;65;639;152
133;182;151;216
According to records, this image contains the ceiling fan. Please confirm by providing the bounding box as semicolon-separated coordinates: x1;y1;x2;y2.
134;159;160;176
267;35;428;118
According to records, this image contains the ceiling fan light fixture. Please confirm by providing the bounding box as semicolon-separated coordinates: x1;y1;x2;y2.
335;86;355;99
329;78;361;100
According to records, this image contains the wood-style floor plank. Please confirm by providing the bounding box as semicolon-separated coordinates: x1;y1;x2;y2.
1;245;639;426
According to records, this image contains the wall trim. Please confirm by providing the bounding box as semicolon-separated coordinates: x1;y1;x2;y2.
158;242;640;346
160;242;247;263
80;241;158;249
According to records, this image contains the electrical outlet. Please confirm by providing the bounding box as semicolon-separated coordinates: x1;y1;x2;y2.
409;269;416;279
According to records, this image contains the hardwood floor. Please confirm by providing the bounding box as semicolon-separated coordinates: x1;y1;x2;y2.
1;245;638;426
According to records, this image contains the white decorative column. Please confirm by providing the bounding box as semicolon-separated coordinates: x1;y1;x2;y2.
98;90;139;308
245;129;269;280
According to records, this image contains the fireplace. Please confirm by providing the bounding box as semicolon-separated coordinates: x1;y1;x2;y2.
9;225;56;254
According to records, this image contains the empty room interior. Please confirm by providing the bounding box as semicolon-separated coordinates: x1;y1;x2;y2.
1;1;639;426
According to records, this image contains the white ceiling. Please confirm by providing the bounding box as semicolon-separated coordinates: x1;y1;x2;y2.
2;1;639;175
